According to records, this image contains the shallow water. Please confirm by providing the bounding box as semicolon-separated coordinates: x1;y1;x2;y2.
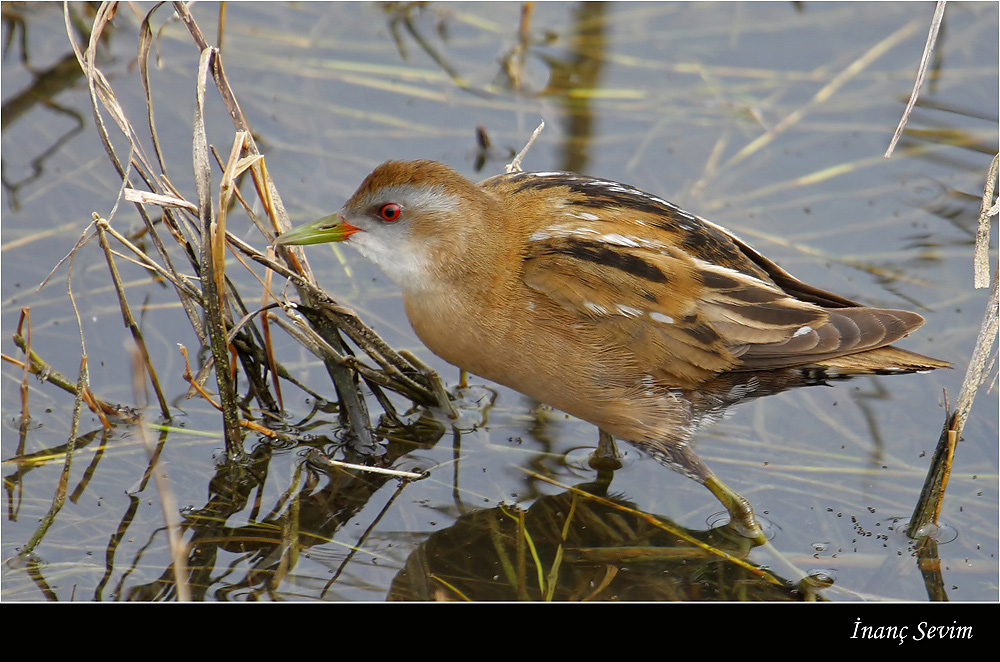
1;1;996;605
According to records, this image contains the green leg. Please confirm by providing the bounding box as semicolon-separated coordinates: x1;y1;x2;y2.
704;474;768;545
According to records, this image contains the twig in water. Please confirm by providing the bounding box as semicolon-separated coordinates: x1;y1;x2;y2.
507;120;545;174
973;153;998;289
908;155;999;536
885;1;947;158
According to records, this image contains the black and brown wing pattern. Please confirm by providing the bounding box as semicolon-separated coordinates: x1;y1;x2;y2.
495;171;948;385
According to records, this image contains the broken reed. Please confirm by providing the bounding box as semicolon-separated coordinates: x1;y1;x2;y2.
63;1;452;461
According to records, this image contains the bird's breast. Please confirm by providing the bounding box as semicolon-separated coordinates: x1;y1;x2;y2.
400;285;690;440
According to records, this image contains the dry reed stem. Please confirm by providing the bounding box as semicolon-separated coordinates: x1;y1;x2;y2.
3;341;121;422
177;345;282;440
94;216;170;418
167;1;454;435
17;308;31;432
66;3;209;347
908;155;999;537
885;1;947;158
506;120;545;173
262;246;283;410
192;47;242;456
306;452;428;480
224;231;448;407
75;0;441;459
974;153;998;289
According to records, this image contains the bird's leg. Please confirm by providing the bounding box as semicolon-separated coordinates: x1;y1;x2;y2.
649;441;767;545
589;428;624;471
703;474;767;545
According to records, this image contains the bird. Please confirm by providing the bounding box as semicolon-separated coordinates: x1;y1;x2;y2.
275;159;949;543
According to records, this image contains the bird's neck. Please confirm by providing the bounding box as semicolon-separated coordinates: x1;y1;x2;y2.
405;188;523;298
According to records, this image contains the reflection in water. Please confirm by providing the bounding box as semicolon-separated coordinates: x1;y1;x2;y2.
386;482;827;601
119;365;921;601
0;3;109;208
384;367;883;603
122;412;448;601
545;1;606;174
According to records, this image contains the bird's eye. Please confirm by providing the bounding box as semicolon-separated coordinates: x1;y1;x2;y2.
378;203;401;222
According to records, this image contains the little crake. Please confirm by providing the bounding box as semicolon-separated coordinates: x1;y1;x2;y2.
276;160;948;543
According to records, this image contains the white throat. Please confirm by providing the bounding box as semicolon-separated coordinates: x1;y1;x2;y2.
348;232;434;290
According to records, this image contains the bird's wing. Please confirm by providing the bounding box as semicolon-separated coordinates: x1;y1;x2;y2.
522;223;926;385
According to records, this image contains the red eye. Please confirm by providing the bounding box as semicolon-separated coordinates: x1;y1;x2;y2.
378;203;401;222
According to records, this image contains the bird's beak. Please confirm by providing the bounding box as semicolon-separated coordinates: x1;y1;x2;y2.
273;213;360;246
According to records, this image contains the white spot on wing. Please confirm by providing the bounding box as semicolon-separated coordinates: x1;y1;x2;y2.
601;233;641;248
529;227;599;242
616;304;642;317
696;259;777;291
